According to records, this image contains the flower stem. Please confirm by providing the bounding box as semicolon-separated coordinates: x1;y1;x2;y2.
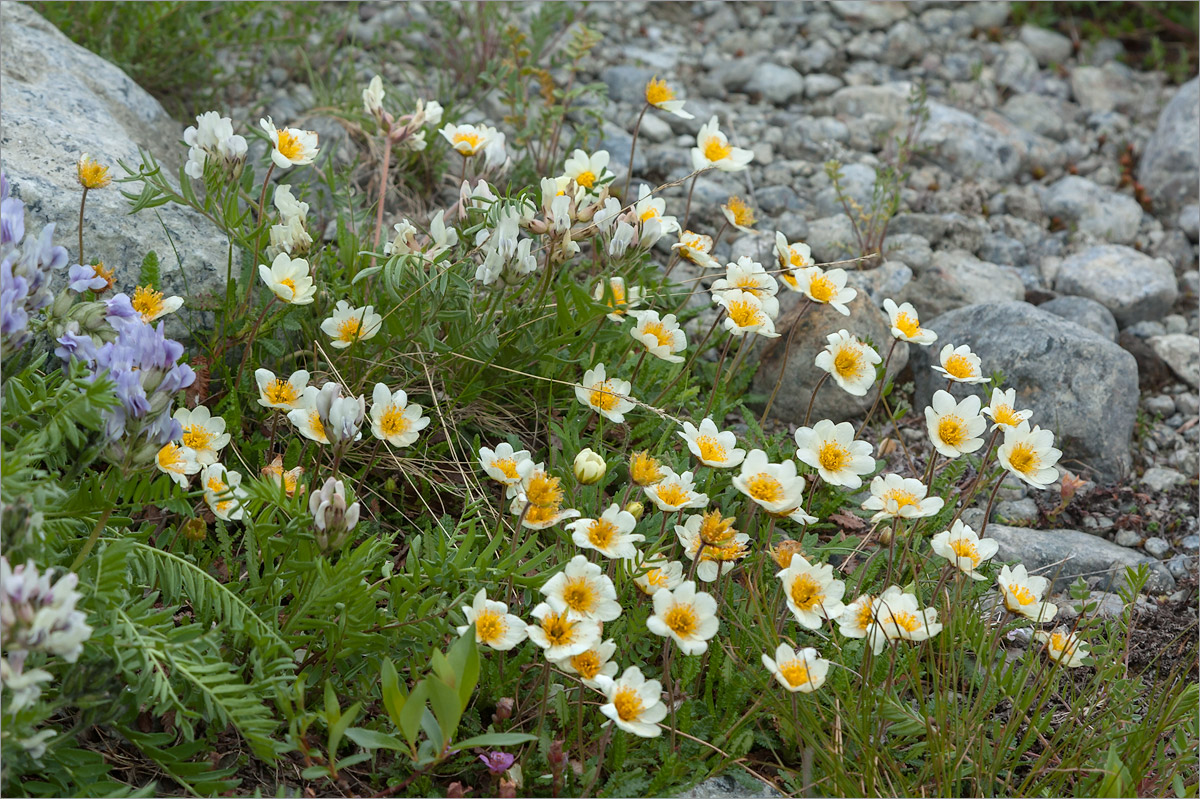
652;310;725;406
70;507;113;572
77;187;89;266
622;103;650;199
977;475;1006;537
662;639;677;751
761;300;812;426
802;372;831;428
703;333;736;418
371;133;393;268
856;337;899;438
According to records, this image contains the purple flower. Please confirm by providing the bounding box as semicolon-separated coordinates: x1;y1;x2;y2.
478;751;516;775
67;264;107;293
0;171;69;355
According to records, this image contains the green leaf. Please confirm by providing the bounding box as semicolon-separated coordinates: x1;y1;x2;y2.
447;627;480;707
380;659;408;732
398;679;429;748
426;676;463;748
454;732;537;749
344;728;407;751
139;250;161;288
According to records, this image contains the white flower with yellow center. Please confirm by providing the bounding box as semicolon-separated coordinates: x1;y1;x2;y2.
997;421;1062;489
647;580;719;655
541;555;622;622
715;289;780;339
255;368;310;410
732;449;806;517
201;463;247;522
479;442;534;498
261;455;304;498
997;564;1057;622
629;310;687;363
932;343;988;384
982;387;1032;430
711;257;780;317
777;555;846;628
596;666;668;738
633;185;680;245
882;298;937;345
172;405;230;466
814;329;880;397
510;495;582;530
794;419;876;489
1034;627;1089;668
156;442;200;488
593;277;643;323
575;363;636;424
866;586;943;655
644;467;709;513
774;232;814;293
762;644;830;693
369;383;430;448
130;285;184;323
438;122;497;157
925;390;987;459
320;300;382;349
675;511;749;582
691;116;753;173
930;520;999;581
678;418;746;469
456;589;527;651
794;267;856;315
644;76;694;119
838;593;876;639
566;504;644;560
720;196;756;233
563;149;612;194
633;555;684;596
287;386;330;444
671;230;721;270
861;473;945;522
258;252;315;305
527;599;602;661
555;639;619;688
260;117;319;169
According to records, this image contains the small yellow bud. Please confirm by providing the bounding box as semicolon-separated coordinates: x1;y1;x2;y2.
182;517;208;542
573;448;606;485
624;501;644;521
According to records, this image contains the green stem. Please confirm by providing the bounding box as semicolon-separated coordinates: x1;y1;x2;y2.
69;507;113;572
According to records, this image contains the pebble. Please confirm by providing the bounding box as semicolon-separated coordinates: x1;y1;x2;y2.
1166;554;1194;580
1144;395;1177;417
1115;529;1142;548
1181;535;1200;552
1143;536;1170;558
1142;466;1188;492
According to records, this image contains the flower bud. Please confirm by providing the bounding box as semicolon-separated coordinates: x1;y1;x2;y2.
573;448;606;485
182;517;207;542
623;501;644;521
491;697;514;724
309;477;361;552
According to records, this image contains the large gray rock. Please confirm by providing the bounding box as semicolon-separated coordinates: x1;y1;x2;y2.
601;65;655;105
912;302;1139;481
830;82;915;124
895;250;1025;320
986;524;1175;594
745;64;804;106
1038;296;1118;342
752;293;909;425
1139;78;1200;217
1149;334;1200;389
1040;176;1143;244
1;3;231;309
805;214;859;264
1054;245;1178;327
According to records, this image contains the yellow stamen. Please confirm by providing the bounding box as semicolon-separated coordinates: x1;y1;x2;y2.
703;136;732;162
645;77;675;106
570;650;602;680
944;353;975;380
727;298;763;328
789;573;822;611
833;346;863;378
182;424;212;451
276;128;305;161
894;311;920;338
630;451;664;486
746;473;784;504
778;659;811;689
560;577;597;615
937;414;967;448
589;382;620;411
724;196;755;227
265;378;299;406
1007;442;1040;475
475;609;506;644
575;169;596;188
336;316;363;343
540;609;577;646
949;538;981;566
131;285;165;321
587;519;618;550
379;406;410;438
695;435;728;464
613;686;644;721
818;441;850;473
654;482;690;507
663;603;698;637
808;274;835;303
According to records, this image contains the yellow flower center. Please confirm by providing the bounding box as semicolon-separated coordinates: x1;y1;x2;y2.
695;434;728;464
630;452;664;486
206;477;232;513
808;274;835;303
789;573;822;611
645;77;675;106
890;610;922;633
494;457;519;481
734;275;766;294
540;609;576;646
336;316;363;343
452;131;484;154
884;488;918;511
525;503;561;526
475;609;506;644
1049;632;1069;655
589;381;621;412
575;169;596;189
724;196;755;227
937;414;968;448
560;577;598;615
703;136;732;162
182;424;212;451
663;603;698;637
279;276;297;296
727;298;763;328
1007;583;1037;606
646;568;670;589
944;353;975;380
993;404;1021;427
654;482;690;507
855;597;875;631
833;346;864;378
276;128;305;161
308;411;326;441
570;650;602;680
642;321;674;348
158;443;185;472
613;686;644;721
132;285;165;321
587;519;617;550
77;157;111;190
817;441;850;473
949;538;981;566
379;406;410;438
781;270;799;289
265;378;299;406
639;206;661;223
698;509;735;546
1007;442;1040;475
894;312;921;338
526;472;564;508
706;542;747;562
746;473;784;504
778;659;811;689
770;540;804;569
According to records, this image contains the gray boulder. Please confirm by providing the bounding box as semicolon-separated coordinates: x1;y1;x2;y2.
601;65;655;105
911;302;1139;481
986;524;1175;594
895;249;1025;320
805;214;860;264
1148;334;1200;389
1;3;231;308
1054;245;1178;327
1139;77;1200;217
1040;176;1143;244
1038;296;1118;341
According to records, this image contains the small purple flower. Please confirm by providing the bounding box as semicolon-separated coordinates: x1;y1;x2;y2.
67;264;107;293
478;751;516;775
0;171;69;355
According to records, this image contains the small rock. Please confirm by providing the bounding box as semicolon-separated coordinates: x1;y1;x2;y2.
996;498;1038;525
1143;537;1170;559
1179;203;1200;243
637;113;673;143
882;20;930;68
1139;77;1200;217
1054;246;1178;328
1038;296;1118;341
601;65;655;105
1040;176;1143;244
1164;315;1189;335
829;0;910;29
1127;320;1168;339
1145;395;1178;417
985;524;1175;593
1115;529;1142;548
1141;466;1188;493
978;233;1027;266
815;162;877;217
1148;334;1200;389
1070;64;1135;113
1181;535;1200;552
994;41;1038;92
745;63;805;106
804;74;844;99
1019;24;1074;66
1000;93;1067;141
1166;554;1194;580
805;214;859;263
920;102;1025;182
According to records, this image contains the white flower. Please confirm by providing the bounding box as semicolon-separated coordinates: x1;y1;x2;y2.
671;230;721;270
479;442;534;498
838;593;876;639
563;149;612;194
258;252;315;305
385;219;420;256
260;117;319;169
732;449;806;517
173;405;230;465
256;368;310;410
629;310;687;363
183;111;247;179
456;589;527;651
274;184;309;222
866;586;943;655
307;382;365;448
982;387;1033;430
269;215;313;257
691;116;753;172
201;463;247;522
882;298;936;345
932;343;988;384
369;383;430;447
633;555;684;596
321;300;383;348
573;448;606;485
997;421;1062;489
678;418;746;469
633;184;680;244
1034;627;1089;667
924;390;987;459
777;555;846;629
794;419;876;489
861;473;945;522
510;495;582;530
0;559;92;663
794;266;856;315
644;467;709;512
1;658;54;713
131;285;184;323
574;363;636;423
647;580;719;655
554;639;619;688
593;277;642;322
439;122;497;157
425;210;459;260
567;504;644;559
710;257;780;318
720;196;756;233
675;511;749;582
609;222;636;257
483;130;507;170
761;644;829;693
814;329;880;397
714;289;779;338
527;599;602;660
930;520;999;581
420;99;444;127
997;564;1057;622
540;555;622;622
596;666;668;737
155;442;201;488
774;232;813;293
645;76;694;119
363;75;385;117
287;386;331;444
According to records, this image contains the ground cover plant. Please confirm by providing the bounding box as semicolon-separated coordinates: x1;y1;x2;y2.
2;5;1198;798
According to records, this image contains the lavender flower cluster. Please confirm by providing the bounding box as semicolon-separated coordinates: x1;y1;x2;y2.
1;173;70;356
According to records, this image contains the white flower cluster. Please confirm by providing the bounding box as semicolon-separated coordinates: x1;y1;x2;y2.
183;111;248;180
269;184;313;258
